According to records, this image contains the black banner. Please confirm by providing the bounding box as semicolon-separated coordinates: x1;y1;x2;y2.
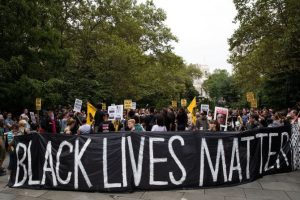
8;126;293;192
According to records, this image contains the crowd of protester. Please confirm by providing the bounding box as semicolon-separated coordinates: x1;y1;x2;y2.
0;104;299;177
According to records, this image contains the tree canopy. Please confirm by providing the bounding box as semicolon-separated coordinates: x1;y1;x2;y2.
228;0;300;109
0;0;201;112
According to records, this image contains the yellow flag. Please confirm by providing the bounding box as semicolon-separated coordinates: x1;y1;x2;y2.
87;102;97;125
188;97;197;124
187;97;196;114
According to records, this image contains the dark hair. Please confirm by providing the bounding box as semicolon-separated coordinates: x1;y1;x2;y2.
128;110;136;119
133;115;140;124
250;113;259;121
155;114;165;126
97;103;103;110
149;107;155;113
82;118;87;124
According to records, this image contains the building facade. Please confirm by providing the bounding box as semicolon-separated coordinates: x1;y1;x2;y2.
193;64;210;98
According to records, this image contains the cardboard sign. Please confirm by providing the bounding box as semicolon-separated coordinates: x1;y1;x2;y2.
200;104;209;113
35;98;41;111
172;100;177;108
73;99;82;113
124;99;132;110
214;107;229;131
181;99;187;107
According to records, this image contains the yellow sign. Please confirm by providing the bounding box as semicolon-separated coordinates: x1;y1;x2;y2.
102;103;107;111
124;99;133;110
181;99;187;107
251;99;258;108
246;92;254;102
36;98;41;111
171;100;177;108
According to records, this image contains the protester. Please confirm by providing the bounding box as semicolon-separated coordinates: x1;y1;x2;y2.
18;120;30;135
268;113;283;127
127;119;136;132
133;115;145;132
144;107;156;131
151;114;167;132
196;112;209;131
246;114;260;130
6;124;19;176
177;108;188;131
64;118;76;135
94;103;105;133
4;113;14;131
208;120;220;131
290;110;299;124
98;113;115;133
0;117;6;176
77;118;93;135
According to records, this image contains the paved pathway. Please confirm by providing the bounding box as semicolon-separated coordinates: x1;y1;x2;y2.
1;154;300;200
0;170;299;200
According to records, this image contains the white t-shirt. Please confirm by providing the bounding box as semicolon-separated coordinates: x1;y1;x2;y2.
79;124;92;135
151;125;167;132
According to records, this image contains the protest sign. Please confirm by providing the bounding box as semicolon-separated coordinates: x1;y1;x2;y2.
132;102;137;110
181;99;187;107
108;106;116;121
200;104;209;113
115;105;124;120
73;99;82;112
214;107;229;131
102;103;107;111
124;99;132;110
171;100;177;108
35;98;41;111
246;92;255;102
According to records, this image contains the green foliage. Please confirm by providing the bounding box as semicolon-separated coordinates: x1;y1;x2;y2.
229;0;300;109
203;69;240;108
0;0;200;111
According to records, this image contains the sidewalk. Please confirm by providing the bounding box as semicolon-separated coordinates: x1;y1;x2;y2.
0;170;299;200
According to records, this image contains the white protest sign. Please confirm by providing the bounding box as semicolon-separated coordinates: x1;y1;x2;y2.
132;102;137;110
108;106;116;121
115;105;124;120
201;104;209;113
73;99;83;112
29;112;36;124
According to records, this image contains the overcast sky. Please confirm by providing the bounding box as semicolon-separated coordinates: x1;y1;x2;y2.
150;0;237;73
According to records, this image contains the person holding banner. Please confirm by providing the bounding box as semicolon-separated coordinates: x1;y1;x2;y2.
98;113;115;133
64;118;76;135
94;103;105;133
77;118;93;135
177;108;188;131
151;114;167;132
246;114;260;130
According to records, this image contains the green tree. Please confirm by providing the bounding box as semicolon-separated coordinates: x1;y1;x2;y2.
203;69;240;107
0;0;201;111
229;0;300;109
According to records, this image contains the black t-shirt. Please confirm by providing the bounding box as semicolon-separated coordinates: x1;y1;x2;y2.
94;110;105;126
99;121;115;133
144;114;156;131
